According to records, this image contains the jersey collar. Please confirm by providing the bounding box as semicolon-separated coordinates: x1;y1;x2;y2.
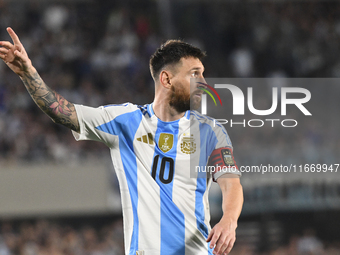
147;103;155;117
148;103;190;120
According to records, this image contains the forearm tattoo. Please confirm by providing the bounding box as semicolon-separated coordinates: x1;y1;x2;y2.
22;72;79;132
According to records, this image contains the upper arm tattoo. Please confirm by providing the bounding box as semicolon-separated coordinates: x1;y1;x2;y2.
21;72;80;132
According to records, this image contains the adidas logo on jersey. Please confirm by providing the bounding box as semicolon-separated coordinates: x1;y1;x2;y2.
136;133;154;144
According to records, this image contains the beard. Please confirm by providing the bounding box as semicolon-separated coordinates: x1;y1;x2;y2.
169;83;202;113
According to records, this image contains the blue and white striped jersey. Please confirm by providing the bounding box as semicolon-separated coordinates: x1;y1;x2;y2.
72;103;239;255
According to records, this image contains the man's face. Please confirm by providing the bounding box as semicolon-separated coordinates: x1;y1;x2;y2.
168;57;205;113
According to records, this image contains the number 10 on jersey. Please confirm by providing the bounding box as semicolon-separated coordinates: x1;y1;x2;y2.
151;155;174;184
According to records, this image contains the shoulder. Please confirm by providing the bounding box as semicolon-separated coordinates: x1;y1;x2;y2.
102;102;138;112
75;103;154;123
190;110;231;140
101;103;153;117
190;110;225;129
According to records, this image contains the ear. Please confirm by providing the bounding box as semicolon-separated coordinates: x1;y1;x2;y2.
159;70;172;89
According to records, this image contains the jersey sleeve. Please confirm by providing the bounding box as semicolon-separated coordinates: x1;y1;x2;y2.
72;103;137;147
209;123;241;181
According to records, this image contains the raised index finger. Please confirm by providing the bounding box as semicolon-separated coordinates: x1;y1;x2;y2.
6;27;21;45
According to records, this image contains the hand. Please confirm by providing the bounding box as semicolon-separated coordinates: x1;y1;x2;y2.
0;27;34;77
207;218;237;255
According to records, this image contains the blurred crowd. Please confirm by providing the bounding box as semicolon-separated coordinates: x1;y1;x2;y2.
0;219;124;255
0;1;157;163
231;237;340;255
0;1;339;164
0;219;339;255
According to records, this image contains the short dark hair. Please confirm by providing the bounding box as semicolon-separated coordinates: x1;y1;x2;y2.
149;39;206;80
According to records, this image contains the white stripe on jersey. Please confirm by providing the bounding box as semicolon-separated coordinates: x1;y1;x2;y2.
135;116;161;254
110;146;135;255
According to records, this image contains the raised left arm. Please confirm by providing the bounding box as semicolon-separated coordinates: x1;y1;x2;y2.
207;176;243;255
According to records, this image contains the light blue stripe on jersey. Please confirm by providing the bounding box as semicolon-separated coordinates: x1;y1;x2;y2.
191;111;232;146
95;110;142;254
196;122;218;254
152;119;185;255
147;103;154;117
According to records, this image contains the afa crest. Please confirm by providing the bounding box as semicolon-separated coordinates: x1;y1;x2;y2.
159;133;173;153
180;134;196;154
222;149;235;166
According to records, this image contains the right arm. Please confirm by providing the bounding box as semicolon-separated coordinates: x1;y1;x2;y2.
0;27;79;132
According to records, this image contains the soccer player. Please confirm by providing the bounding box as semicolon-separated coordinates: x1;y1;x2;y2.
0;27;243;255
